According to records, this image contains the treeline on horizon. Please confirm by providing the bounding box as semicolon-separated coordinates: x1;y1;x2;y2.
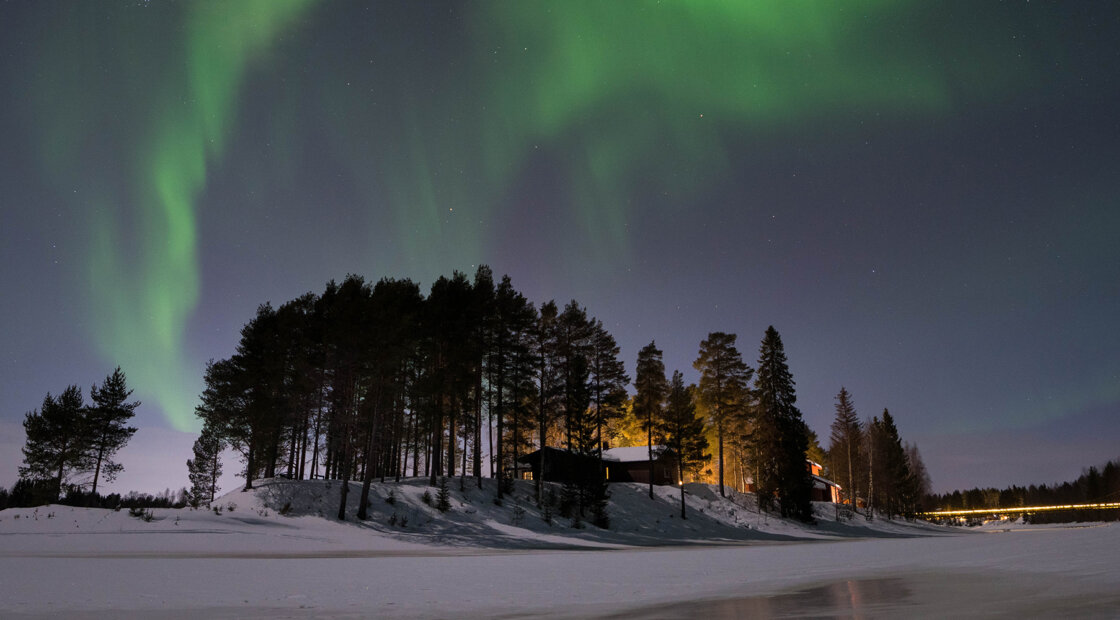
187;265;928;523
927;459;1120;523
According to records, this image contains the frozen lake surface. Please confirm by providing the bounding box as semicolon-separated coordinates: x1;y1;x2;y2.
619;570;1120;619
1;479;1116;617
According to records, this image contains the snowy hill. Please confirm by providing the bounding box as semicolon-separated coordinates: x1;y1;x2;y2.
0;477;950;557
215;476;950;549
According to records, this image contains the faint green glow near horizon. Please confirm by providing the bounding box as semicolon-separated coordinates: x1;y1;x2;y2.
84;1;312;431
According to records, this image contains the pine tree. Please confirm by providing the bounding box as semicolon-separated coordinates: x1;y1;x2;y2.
588;319;629;457
827;387;862;508
20;386;89;501
532;301;561;506
634;341;668;500
694;332;752;497
85;367;139;495
490;276;536;501
753;327;813;522
187;425;223;506
657;372;710;519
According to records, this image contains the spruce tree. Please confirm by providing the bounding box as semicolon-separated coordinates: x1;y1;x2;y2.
20;386;89;501
753;327;813;522
827;387;862;507
876;409;911;519
694;332;752;497
658;372;710;519
86;367;139;495
634;341;668;499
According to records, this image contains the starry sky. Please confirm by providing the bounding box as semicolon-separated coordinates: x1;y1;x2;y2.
2;1;1118;494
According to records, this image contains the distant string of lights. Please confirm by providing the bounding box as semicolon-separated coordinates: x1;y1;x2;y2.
921;502;1120;517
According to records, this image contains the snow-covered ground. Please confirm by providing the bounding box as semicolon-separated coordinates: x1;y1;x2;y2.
1;478;1116;618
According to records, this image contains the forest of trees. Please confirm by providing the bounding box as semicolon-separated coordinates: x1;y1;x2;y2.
12;367;139;505
189;266;885;524
824;386;931;519
927;460;1120;523
8;267;930;524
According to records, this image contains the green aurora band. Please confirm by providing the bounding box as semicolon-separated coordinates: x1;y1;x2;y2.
32;1;311;431
26;1;1046;430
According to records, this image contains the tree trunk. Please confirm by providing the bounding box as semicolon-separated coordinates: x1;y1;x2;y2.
474;365;483;489
337;451;350;521
718;419;725;497
647;415;654;500
244;440;256;491
357;391;381;520
680;459;687;519
446;398;456;478
92;442;106;496
495;378;505;500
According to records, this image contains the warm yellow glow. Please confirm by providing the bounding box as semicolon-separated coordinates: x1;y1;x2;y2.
921;502;1120;517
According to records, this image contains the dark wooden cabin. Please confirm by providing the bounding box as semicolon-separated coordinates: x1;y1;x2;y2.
515;445;678;486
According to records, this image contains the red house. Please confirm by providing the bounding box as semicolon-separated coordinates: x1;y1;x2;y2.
808;460;842;503
744;460;843;504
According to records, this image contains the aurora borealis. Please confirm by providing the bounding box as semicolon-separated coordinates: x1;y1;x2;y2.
2;1;1119;492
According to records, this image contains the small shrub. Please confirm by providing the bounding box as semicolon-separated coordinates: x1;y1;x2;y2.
399;514;409;527
421;490;433;506
129;506;154;522
213;505;223;515
540;487;557;526
436;478;451;512
385;490;397;506
559;483;578;519
225;502;236;512
388;513;398;526
511;504;525;526
280;502;292;516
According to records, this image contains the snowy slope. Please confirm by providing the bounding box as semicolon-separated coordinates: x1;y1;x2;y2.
235;476;951;547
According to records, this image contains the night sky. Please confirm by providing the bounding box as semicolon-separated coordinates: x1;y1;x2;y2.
2;1;1118;494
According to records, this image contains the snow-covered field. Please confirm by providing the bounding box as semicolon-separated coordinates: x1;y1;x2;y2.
1;478;1116;618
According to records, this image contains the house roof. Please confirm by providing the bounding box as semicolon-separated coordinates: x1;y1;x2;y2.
602;446;666;463
812;473;841;490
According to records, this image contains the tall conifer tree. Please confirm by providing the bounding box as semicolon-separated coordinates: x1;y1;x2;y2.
20;386;88;500
694;332;752;497
86;367;139;495
187;424;224;506
753;327;813;522
658;372;710;518
827;386;862;507
634;341;668;500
